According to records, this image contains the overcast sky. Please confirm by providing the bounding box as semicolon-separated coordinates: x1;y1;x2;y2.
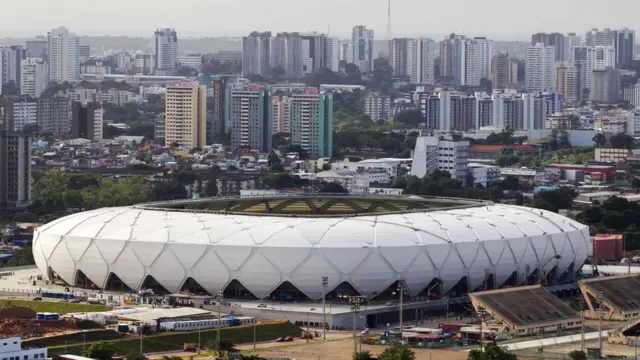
2;0;638;40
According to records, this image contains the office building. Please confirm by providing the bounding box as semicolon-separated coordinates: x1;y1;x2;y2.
531;32;565;62
591;68;621;103
78;44;91;63
26;37;47;59
153;28;178;74
37;95;72;138
164;81;207;149
556;62;583;105
585;28;617;47
301;33;326;75
10;100;37;132
135;53;154;74
0;133;31;212
242;31;271;78
350;26;374;73
227;86;271;151
1;46;24;88
364;93;392;123
564;33;582;61
525;43;556;92
492;53;510;90
410;136;469;181
289;89;333;158
572;46;616;91
21;58;48;98
616;28;635;70
72;101;103;140
270;32;303;80
47;27;79;82
324;37;340;72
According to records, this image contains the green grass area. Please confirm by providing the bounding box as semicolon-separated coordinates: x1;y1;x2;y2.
0;299;112;313
47;322;302;356
24;330;126;348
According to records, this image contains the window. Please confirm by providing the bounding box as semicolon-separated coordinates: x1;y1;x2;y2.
34;355;38;359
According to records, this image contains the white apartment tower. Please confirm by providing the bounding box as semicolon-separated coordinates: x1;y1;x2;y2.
364;93;392;123
389;37;436;85
564;33;582;61
525;43;556;92
473;37;492;81
47;26;79;82
153;28;178;74
571;46;616;90
11;100;38;131
21;58;48;98
270;32;303;79
350;26;374;72
410;136;470;181
242;32;272;77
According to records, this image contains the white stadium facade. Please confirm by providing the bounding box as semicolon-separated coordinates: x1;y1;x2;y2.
33;195;592;301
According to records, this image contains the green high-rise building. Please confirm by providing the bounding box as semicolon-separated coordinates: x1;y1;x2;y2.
288;90;333;159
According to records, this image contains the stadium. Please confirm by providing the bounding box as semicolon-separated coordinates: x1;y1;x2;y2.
32;194;592;301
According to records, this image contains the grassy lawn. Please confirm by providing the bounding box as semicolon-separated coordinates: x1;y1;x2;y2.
0;299;112;313
46;322;302;356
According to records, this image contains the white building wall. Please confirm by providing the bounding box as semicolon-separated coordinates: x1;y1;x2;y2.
410;136;469;180
93;107;103;140
525;43;556;92
11;101;38;131
21;58;48;98
324;37;340;72
351;26;374;73
48;26;79;82
0;337;47;360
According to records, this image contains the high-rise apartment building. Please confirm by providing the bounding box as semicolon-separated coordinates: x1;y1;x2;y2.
270;32;303;80
509;58;519;87
26;37;47;60
78;45;91;63
227;86;271;151
71;101;103;140
301;33;326;75
525;43;556;92
473;37;492;81
623;81;640;108
531;32;565;62
288;89;333;158
364;93;392;123
585;28;617;47
242;32;271;78
0;131;31;213
564;33;582;61
616;28;635;70
410;136;469;180
153;28;178;74
10;100;37;132
21;58;48;98
339;43;349;63
571;46;616;91
591;68;621;103
439;34;487;87
270;96;290;134
164;81;207;149
555;62;583;105
37;95;72;138
389;37;436;84
1;46;24;88
48;27;79;82
324;37;340;72
491;53;510;90
350;26;374;73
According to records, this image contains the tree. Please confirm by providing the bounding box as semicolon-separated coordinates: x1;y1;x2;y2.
205;180;218;197
377;344;415;360
502;176;520;191
467;340;517;360
592;133;607;147
609;133;634;149
82;341;117;360
368;58;394;93
353;351;373;360
531;187;577;213
318;182;348;193
12;212;38;223
394;110;424;128
269;162;285;173
126;353;148;360
568;350;587;360
267;151;281;166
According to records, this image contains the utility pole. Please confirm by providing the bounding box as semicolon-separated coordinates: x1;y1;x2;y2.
477;306;487;352
598;290;603;356
306;312;310;343
580;299;585;352
322;276;328;341
349;296;364;358
397;278;407;341
216;290;224;345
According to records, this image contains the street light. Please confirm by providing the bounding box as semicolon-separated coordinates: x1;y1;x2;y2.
477;306;487;352
397;278;407;342
349;296;365;358
216;290;224;345
322;276;328;341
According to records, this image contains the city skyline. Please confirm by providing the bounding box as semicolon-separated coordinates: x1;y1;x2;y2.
0;0;639;40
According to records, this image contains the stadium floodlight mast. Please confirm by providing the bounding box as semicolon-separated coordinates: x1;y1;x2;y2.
216;290;224;345
349;296;365;358
397;278;408;341
322;276;328;341
477;306;487;352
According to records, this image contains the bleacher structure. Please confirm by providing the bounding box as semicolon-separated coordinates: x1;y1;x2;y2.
578;274;640;321
469;285;581;337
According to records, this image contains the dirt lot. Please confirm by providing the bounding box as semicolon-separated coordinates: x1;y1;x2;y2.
241;339;477;360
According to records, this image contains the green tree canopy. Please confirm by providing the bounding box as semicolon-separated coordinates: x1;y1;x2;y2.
394;110;424;128
377;344;415;360
82;341;117;360
467;341;517;360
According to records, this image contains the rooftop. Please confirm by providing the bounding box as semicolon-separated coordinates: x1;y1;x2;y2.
579;274;640;311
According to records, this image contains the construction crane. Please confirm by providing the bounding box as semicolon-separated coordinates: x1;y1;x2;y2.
538;255;562;285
